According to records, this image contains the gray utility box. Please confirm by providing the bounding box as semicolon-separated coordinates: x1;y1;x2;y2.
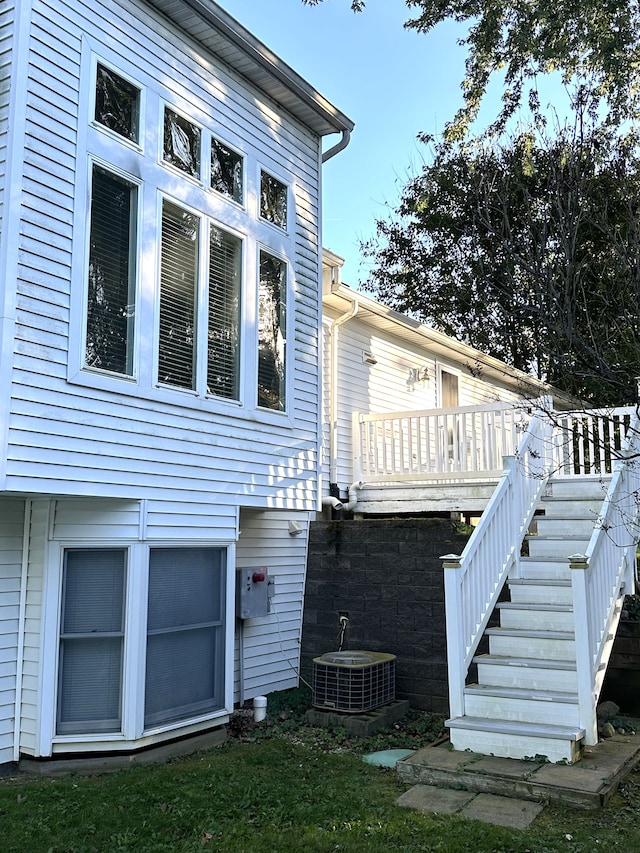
236;567;273;619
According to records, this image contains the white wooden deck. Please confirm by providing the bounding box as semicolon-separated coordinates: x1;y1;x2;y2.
351;402;636;515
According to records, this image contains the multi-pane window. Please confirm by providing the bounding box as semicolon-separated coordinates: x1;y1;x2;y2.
95;64;140;143
158;202;243;399
163;108;201;178
85;165;137;375
258;250;287;411
145;548;225;728
260;171;287;229
211;138;243;203
57;550;126;735
208;227;242;399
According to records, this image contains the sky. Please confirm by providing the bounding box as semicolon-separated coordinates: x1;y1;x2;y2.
215;0;471;287
216;1;569;288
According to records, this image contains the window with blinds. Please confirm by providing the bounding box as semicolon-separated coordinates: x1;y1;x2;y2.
158;201;199;389
207;226;241;399
57;549;126;735
258;250;287;411
145;548;225;729
85;166;137;375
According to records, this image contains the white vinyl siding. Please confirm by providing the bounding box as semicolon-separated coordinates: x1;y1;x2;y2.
0;3;16;253
0;499;24;765
234;509;309;701
4;0;321;512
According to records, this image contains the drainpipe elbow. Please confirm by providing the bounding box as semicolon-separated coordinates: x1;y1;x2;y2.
322;496;344;511
342;481;363;512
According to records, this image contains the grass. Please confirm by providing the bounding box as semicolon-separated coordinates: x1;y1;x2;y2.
2;689;640;853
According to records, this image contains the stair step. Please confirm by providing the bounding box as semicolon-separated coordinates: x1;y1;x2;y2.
535;518;595;538
508;578;572;604
545;477;609;500
525;535;591;558
517;557;571;579
446;716;585;763
538;496;603;519
464;683;579;726
496;602;573;631
486;627;575;660
475;654;578;691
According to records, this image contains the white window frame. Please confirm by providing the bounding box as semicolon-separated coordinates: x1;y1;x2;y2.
89;54;145;154
39;540;235;755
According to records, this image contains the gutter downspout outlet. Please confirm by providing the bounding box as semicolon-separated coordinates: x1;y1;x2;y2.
322;496;344;511
342;481;363;513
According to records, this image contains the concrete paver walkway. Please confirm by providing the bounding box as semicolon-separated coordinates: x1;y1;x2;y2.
393;732;640;827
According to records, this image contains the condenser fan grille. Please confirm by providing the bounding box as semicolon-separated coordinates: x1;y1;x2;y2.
312;651;396;713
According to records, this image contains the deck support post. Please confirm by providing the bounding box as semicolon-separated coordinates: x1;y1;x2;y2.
569;553;598;746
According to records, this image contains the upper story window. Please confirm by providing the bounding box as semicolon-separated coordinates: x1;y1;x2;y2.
158;200;243;400
211;138;243;204
258;250;287;411
260;171;287;229
79;56;295;416
85;164;138;376
163;108;201;179
95;64;140;143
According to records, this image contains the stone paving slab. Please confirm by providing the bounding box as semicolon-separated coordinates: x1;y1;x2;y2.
459;793;545;829
471;755;538;780
533;764;610;793
396;784;476;815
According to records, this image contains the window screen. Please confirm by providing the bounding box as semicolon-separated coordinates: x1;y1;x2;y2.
57;549;126;735
145;548;225;729
85;165;137;375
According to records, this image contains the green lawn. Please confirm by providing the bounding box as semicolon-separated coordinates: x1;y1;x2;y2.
2;695;640;853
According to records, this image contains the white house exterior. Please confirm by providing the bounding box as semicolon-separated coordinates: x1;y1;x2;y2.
321;251;569;515
0;0;352;767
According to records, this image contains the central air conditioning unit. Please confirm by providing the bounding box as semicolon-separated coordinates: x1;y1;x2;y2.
312;650;396;713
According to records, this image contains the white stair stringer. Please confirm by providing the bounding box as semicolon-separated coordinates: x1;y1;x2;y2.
445;476;612;765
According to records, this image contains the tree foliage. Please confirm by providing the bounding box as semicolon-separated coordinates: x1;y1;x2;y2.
303;0;640;139
362;120;640;404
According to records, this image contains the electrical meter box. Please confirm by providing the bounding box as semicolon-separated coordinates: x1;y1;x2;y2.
236;567;273;619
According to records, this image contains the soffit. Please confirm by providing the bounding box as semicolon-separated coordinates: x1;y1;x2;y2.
145;0;354;137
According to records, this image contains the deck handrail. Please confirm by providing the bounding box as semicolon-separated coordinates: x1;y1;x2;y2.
443;403;555;719
571;410;640;744
354;401;533;483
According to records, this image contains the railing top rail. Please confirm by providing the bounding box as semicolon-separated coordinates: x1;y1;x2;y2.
357;401;532;422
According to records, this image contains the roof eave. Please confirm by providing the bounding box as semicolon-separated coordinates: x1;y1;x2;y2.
146;0;354;137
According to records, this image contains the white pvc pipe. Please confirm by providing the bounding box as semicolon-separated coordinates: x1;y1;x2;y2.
253;696;267;723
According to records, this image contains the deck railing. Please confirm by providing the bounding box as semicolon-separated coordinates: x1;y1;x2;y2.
442;406;554;718
353;402;532;483
571;410;640;744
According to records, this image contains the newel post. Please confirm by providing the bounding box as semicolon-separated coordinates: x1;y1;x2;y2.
569;553;598;745
442;553;465;720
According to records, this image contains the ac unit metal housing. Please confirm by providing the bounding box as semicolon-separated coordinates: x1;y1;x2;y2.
312;650;396;713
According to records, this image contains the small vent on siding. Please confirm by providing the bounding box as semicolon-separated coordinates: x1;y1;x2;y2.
362;350;377;366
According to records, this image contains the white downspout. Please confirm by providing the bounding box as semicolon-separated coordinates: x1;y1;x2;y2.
329;300;359;487
14;499;31;761
342;481;363;512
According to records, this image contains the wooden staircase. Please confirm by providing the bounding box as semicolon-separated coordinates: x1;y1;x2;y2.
446;476;616;764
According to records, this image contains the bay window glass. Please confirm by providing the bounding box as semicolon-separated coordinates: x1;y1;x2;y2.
207;227;242;399
158;201;199;389
85;165;137;375
57;549;126;735
145;548;225;728
258;250;287;411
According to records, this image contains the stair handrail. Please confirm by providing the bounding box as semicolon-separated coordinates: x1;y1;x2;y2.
443;399;555;719
571;409;640;744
